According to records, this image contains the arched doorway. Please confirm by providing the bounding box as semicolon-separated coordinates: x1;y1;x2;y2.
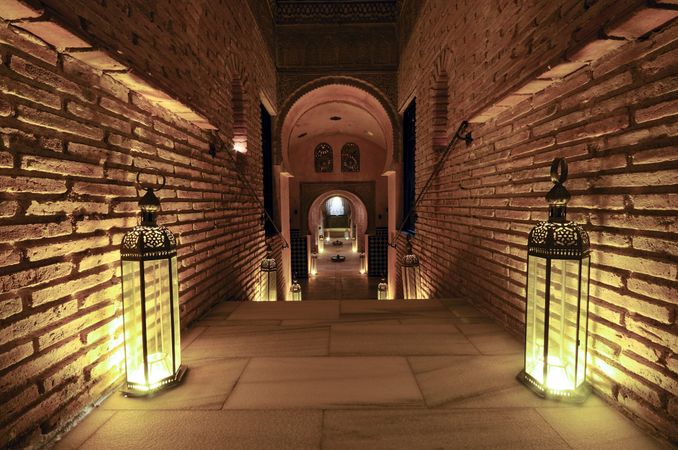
277;79;398;299
300;192;376;299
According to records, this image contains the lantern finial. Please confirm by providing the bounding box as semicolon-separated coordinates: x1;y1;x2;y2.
136;169;166;226
546;158;570;222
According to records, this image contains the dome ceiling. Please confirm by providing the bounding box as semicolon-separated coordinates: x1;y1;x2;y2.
290;101;386;148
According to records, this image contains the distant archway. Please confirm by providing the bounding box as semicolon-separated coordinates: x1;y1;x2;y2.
308;190;369;252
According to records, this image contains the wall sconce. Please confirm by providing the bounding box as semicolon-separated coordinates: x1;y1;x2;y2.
259;244;277;301
318;234;324;254
290;274;302;301
517;158;591;402
310;251;318;276
233;137;247;153
120;170;186;396
402;235;422;300
352;236;357;253
359;252;366;275
377;278;388;300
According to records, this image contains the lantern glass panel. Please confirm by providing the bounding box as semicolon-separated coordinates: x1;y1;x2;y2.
546;259;581;391
143;258;174;386
171;257;181;373
259;271;277;301
577;256;590;386
402;265;421;299
525;255;546;386
122;260;144;386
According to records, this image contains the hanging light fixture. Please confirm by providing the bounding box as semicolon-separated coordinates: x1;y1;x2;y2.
289;274;302;301
310;251;318;276
359;252;366;275
517;158;591;402
259;244;277;301
402;235;422;300
377;277;388;300
120;170;186;396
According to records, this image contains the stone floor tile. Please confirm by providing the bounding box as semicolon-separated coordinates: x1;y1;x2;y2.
450;384;606;409
100;358;249;410
536;405;670;449
224;357;424;409
340;299;447;315
409;354;523;407
322;408;570;449
183;326;329;358
457;322;523;354
53;409;116;450
180;325;207;350
330;322;476;355
78;410;322;450
227;300;340;320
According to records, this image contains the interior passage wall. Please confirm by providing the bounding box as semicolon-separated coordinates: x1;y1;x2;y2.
399;1;678;442
25;0;277;133
0;17;272;450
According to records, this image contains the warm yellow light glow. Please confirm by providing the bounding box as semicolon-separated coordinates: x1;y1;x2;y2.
233;140;247;153
528;356;574;390
127;352;173;391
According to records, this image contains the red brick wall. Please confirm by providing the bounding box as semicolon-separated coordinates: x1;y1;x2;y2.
399;0;677;441
0;3;275;447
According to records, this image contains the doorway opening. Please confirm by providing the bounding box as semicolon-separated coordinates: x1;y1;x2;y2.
278;80;398;300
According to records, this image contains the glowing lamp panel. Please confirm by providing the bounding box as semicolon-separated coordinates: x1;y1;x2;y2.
122;257;181;393
524;255;589;397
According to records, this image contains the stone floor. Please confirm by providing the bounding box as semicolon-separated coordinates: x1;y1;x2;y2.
299;242;380;300
54;298;668;449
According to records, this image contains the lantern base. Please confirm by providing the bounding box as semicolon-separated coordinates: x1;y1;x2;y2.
516;369;591;403
122;365;188;397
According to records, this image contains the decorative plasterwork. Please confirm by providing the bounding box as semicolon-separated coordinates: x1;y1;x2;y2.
274;1;396;24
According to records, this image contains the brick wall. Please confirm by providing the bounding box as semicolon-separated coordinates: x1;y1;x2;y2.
399;0;677;441
0;2;275;447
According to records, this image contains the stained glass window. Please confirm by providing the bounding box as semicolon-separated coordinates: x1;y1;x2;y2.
314;143;333;172
341;143;360;172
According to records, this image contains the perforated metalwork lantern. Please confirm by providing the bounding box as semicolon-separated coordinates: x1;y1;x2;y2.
290;276;302;301
401;236;422;299
359;252;366;275
120;173;185;396
259;245;277;301
377;278;389;300
518;158;591;402
310;251;318;276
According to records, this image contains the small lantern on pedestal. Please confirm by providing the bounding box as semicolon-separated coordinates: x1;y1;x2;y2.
120;170;186;396
290;274;302;301
377;277;389;300
517;158;591;402
259;245;277;301
402;235;422;300
359;252;366;275
310;251;318;276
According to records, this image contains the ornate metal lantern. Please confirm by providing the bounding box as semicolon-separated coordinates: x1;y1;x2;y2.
290;275;302;301
352;236;357;253
517;158;591;402
359;252;366;275
120;171;186;396
310;251;318;276
401;235;422;299
377;278;388;300
344;228;350;240
259;245;277;301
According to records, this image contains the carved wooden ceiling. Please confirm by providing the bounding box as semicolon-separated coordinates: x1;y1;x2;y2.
270;0;397;24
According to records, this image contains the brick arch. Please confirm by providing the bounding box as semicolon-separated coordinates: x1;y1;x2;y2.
307;190;369;252
276;76;399;171
431;48;451;151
